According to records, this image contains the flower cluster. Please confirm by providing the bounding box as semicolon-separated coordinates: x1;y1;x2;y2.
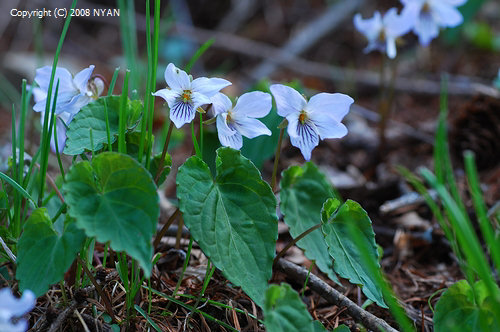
30;62;354;161
30;65;104;152
354;0;467;57
0;288;35;332
154;64;354;160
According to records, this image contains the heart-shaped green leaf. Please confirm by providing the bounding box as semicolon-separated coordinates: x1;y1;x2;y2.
434;280;500;331
280;162;340;284
16;208;86;296
264;283;327;332
321;198;386;307
62;152;159;276
64;96;142;155
176;147;278;307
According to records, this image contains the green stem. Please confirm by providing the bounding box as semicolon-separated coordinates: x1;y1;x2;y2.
154;120;174;184
271;127;285;192
118;71;130;154
168;236;193;310
273;223;321;265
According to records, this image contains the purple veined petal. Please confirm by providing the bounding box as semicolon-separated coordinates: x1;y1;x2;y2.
210;92;232;116
217;130;243;150
306;92;354;123
431;1;463;27
73;65;95;93
164;63;191;91
414;11;440;46
153;88;179;107
169;100;196;128
216;113;237;137
270;84;307;117
216;114;242;149
191;77;232;98
353;11;383;41
232;116;271;139
308;111;348;140
289;120;320;161
232;91;272;118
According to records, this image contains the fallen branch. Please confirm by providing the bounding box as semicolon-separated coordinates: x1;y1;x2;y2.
251;0;364;79
275;258;400;332
171;24;499;98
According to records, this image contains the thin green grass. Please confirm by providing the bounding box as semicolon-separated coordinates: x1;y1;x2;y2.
463;151;500;274
346;222;415;332
118;0;139;90
118;71;130;154
38;0;78;205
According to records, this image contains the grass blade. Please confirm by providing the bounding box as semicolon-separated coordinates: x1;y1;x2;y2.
134;305;162;332
463;151;500;275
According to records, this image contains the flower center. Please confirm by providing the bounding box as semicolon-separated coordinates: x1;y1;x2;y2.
299;111;308;124
226;111;233;124
422;2;431;13
377;29;386;42
181;90;192;103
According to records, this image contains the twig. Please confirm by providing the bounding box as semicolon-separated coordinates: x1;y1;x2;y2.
73;309;91;332
251;0;364;80
171;24;499;98
275;258;400;332
47;301;78;332
0;235;16;262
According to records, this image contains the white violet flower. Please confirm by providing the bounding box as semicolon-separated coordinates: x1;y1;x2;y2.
153;63;231;129
270;84;353;161
354;8;411;59
401;0;467;46
30;65;103;152
0;288;35;332
211;91;272;149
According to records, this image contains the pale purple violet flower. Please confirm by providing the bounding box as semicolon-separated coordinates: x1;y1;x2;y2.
30;65;103;152
400;0;467;46
0;288;35;332
270;84;353;161
211;91;272;149
354;8;411;59
153;63;231;129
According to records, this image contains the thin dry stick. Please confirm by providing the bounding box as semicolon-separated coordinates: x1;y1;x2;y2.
73;309;91;332
0;235;16;262
153;208;180;250
275;258;400;332
251;0;364;79
47;301;78;332
170;24;499;98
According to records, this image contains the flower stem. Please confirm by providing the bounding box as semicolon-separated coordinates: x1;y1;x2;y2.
377;56;397;158
273;223;322;265
154;120;173;184
271;127;285;192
